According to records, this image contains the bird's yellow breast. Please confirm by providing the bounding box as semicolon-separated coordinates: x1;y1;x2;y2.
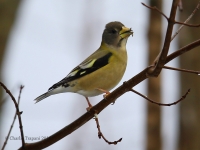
72;46;127;97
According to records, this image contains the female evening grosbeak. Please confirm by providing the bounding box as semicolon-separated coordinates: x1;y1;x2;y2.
35;21;133;110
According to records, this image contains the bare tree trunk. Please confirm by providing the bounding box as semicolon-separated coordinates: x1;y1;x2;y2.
0;0;20;133
146;0;162;150
178;1;200;150
0;0;20;75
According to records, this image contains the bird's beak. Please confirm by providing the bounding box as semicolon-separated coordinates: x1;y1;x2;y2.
119;26;133;38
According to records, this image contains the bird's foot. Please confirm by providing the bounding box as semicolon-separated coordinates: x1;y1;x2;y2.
96;88;116;105
86;105;93;111
85;97;93;111
96;88;110;99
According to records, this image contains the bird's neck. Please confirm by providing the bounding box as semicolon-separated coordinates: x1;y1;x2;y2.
100;42;127;52
99;42;127;64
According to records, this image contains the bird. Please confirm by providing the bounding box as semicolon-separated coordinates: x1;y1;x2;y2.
34;21;133;110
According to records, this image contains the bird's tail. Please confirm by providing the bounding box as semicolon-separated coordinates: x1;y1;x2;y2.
34;92;51;103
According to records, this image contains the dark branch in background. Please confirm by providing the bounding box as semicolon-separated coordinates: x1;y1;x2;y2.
143;0;200;69
142;3;169;20
146;0;178;76
1;85;24;150
143;0;200;76
0;83;25;149
143;1;200;29
94;114;122;145
129;89;190;106
171;1;200;41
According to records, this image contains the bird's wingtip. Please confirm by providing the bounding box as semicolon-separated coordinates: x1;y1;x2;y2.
34;92;50;103
34;99;39;104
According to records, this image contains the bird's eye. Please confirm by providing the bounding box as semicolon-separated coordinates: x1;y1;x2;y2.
110;29;117;34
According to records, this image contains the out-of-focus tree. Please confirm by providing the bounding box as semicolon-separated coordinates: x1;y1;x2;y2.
0;0;20;136
146;0;162;150
178;1;200;150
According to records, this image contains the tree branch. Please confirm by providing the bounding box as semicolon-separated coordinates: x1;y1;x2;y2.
163;66;200;75
1;85;24;150
15;1;200;149
171;1;200;41
18;36;200;149
129;89;190;106
146;0;179;76
166;39;200;63
141;3;168;20
94;114;122;145
0;83;25;149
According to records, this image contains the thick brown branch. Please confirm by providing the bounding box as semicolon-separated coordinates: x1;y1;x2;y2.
18;67;149;150
0;82;25;148
130;89;190;106
94;114;122;145
18;37;200;150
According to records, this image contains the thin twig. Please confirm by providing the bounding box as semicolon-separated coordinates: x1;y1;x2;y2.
174;21;200;27
171;1;200;41
1;85;24;150
163;66;200;75
0;82;25;148
166;39;200;63
142;2;169;20
178;0;183;11
130;89;190;106
0;86;18;107
94;113;122;145
142;1;200;31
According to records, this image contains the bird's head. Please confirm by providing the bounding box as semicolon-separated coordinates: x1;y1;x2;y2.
102;21;133;48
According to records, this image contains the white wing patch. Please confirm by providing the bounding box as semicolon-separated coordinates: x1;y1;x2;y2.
67;70;79;78
66;59;97;78
80;71;86;75
79;59;96;69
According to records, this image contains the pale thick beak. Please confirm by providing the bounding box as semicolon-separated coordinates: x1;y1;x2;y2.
119;26;133;38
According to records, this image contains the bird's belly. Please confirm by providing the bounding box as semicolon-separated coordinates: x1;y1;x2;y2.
75;62;126;97
77;89;103;97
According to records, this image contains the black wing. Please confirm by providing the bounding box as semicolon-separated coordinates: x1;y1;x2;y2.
48;52;112;90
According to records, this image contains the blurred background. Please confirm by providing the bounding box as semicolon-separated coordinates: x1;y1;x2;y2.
0;0;200;150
